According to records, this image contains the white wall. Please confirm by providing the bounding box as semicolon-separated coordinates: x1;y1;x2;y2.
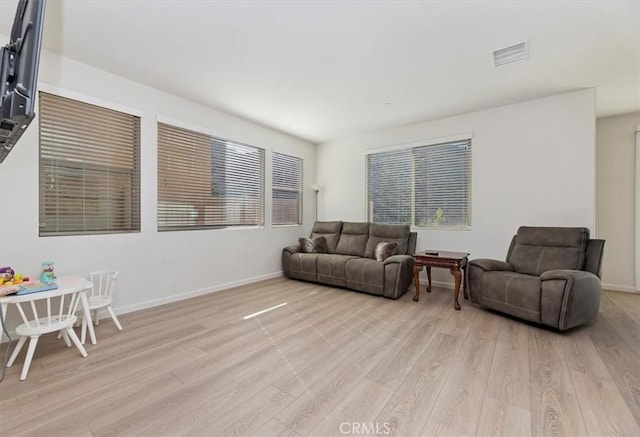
0;49;315;330
596;111;640;292
316;89;596;285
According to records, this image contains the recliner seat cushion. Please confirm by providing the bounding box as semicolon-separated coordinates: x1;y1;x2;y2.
364;223;411;258
507;226;589;276
481;271;541;323
310;221;343;254
336;222;370;257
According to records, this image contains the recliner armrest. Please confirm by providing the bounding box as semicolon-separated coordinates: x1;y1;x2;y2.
539;269;601;330
468;258;513;272
283;244;301;255
540;269;596;282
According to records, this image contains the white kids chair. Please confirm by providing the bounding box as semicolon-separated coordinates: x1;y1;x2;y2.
7;286;88;380
80;270;123;344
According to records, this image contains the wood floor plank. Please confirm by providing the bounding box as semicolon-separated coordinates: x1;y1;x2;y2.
253;418;301;437
476;317;532;437
600;293;640;360
1;278;638;437
562;328;640;436
374;329;471;436
366;314;440;391
91;350;292;435
609;290;640;318
8;371;184;435
589;312;640;427
309;378;394;436
425;310;500;436
210;385;294;436
6;344;205;431
529;327;588;437
276;303;431;435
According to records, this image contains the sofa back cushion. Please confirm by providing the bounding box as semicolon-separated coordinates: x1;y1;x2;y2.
310;221;343;253
336;222;370;257
364;223;411;259
507;226;589;276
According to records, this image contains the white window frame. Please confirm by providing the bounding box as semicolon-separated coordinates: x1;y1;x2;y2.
271;151;303;227
156;120;266;231
38;89;142;236
365;134;472;230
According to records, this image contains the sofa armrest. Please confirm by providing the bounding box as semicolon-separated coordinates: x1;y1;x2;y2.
383;255;415;299
468;258;513;272
282;244;301;278
540;269;601;330
283;244;301;255
383;254;413;265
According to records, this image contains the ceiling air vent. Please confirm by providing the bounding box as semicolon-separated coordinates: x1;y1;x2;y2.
492;41;529;68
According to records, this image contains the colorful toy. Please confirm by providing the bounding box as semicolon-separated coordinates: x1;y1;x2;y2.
41;261;56;284
0;266;15;283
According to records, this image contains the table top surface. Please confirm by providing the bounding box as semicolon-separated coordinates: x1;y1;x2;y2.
0;275;92;303
413;250;469;260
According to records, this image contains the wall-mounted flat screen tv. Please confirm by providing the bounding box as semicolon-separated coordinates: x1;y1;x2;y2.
0;0;46;164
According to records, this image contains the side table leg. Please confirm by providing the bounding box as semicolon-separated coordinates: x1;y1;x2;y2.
451;268;462;310
413;266;421;302
426;266;432;293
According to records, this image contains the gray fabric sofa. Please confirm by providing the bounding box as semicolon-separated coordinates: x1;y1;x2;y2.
467;226;605;330
282;221;417;299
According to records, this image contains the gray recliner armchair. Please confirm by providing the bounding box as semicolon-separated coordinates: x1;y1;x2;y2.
467;226;605;331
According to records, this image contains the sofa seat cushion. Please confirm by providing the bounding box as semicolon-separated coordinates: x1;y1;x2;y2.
481;271;541;323
364;223;411;258
288;253;321;282
310;221;343;254
336;222;370;257
317;254;360;287
345;258;384;296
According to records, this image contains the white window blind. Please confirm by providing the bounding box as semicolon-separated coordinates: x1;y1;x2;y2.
272;152;303;226
367;138;471;229
157;123;265;231
39;92;140;236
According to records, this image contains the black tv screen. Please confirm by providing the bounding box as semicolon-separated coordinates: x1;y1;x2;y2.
0;0;46;164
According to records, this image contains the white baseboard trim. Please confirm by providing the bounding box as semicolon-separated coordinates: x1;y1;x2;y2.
602;283;639;294
111;271;284;317
1;271;284;343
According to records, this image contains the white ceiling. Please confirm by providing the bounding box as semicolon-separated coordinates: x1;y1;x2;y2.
1;0;639;144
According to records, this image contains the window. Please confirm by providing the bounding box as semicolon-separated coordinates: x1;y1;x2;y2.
366;137;471;229
39;92;140;236
157;122;265;231
272;152;303;226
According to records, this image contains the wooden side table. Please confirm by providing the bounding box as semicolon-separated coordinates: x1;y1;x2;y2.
412;250;469;310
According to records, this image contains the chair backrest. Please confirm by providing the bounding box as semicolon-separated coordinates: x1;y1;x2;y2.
506;226;590;276
310;221;343;254
583;239;605;278
11;287;83;331
89;270;119;298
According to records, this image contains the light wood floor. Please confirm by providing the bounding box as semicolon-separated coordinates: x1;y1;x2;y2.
1;277;639;436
